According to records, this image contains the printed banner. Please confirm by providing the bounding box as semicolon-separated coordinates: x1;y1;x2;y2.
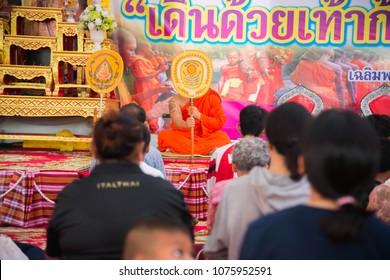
106;0;390;135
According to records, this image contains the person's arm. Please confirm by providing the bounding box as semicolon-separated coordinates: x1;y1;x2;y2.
191;94;226;132
169;97;194;130
132;58;167;81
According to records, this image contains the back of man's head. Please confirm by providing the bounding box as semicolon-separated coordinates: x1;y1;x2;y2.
123;218;193;260
239;105;268;137
120;103;147;123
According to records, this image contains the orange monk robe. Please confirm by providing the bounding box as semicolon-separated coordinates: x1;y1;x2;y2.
351;59;373;108
256;57;277;105
219;64;246;102
156;56;165;65
148;56;160;69
158;90;231;155
290;60;339;108
130;55;161;111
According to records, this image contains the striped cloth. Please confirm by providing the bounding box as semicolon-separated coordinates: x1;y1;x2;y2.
165;164;209;220
0;169;80;228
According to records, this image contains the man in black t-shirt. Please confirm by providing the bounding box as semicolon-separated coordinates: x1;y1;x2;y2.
46;162;193;260
46;111;193;260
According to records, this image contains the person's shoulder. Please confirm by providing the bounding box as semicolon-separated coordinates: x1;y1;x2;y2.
249;205;302;230
211;143;233;157
147;146;163;159
366;216;390;252
140;162;165;179
367;215;390;234
222;174;251;196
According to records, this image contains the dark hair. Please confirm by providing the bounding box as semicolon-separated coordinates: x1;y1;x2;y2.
303;110;380;242
124;217;192;259
379;138;390;172
142;125;151;153
120;103;147;123
265;103;312;181
129;217;191;235
93;111;144;161
239;105;268;137
365;114;390;138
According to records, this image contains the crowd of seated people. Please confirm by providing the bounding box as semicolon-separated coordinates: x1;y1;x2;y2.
206;104;268;193
205;103;313;259
3;101;390;261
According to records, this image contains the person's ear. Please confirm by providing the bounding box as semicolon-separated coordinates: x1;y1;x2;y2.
232;163;238;173
298;155;305;175
145;145;150;154
237;124;241;134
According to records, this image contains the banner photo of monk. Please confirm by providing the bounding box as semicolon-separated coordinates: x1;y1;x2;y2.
105;0;390;138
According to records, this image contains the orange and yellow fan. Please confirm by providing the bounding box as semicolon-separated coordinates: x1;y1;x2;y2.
85;49;123;120
170;50;213;163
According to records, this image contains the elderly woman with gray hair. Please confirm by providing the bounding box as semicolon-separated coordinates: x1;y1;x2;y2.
207;138;269;231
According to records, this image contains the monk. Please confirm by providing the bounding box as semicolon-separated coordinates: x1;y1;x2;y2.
130;41;169;112
158;89;231;155
351;50;373;108
116;28;137;106
239;45;264;103
290;46;344;108
218;49;246;102
332;48;356;108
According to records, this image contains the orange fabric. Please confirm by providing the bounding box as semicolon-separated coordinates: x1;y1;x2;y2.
158;89;231;155
290;60;339;108
242;56;263;102
130;55;160;111
148;56;159;69
219;64;246;102
256;57;277;104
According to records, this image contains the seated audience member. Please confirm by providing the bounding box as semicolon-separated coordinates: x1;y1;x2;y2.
158;89;231;155
14;241;45;260
140;126;165;178
205;103;312;260
207;138;269;232
0;235;28;260
207;105;268;193
365;114;390;221
0;234;45;260
90;103;166;178
46;111;192;259
240;110;390;260
123;218;193;260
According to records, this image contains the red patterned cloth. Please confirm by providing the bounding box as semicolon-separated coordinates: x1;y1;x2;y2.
165;164;209;220
0;169;80;228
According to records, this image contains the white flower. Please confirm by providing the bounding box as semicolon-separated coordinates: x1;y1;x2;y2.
95;5;102;12
81;15;89;21
87;22;95;30
101;11;109;17
84;8;90;14
94;18;102;26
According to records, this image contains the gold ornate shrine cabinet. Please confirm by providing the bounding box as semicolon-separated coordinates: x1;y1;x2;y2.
0;5;119;145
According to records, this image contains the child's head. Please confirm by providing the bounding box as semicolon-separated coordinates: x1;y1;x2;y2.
123;218;193;260
226;49;241;66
